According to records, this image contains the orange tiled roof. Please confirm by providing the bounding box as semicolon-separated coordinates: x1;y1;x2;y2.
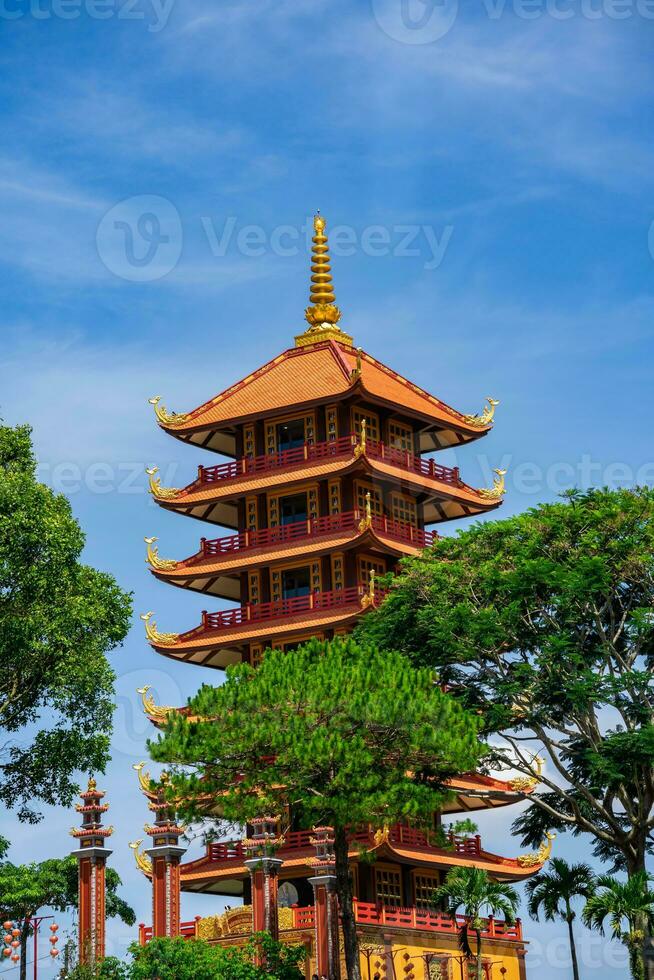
157;340;490;440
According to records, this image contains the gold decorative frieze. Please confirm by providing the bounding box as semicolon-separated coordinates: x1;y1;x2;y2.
478;468;507;500
140;611;179;646
148;396;190;427
144;536;177;571
464;396;499;427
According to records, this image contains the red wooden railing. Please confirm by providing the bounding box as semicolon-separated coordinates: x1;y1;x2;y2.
193;435;462;489
139;906;522;945
188;585;381;636
204;827;481;863
185;512;437;564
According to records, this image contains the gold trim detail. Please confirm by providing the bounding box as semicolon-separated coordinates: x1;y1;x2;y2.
133;762;153;794
141;612;179;647
148;396;189;428
144;536;177;572
517;832;556;868
136;686;175;723
373;826;390;847
353;418;367;460
360;569;377;609
478;468;507;500
129;839;153;876
508;756;544;793
295;213;353;348
146;467;180;500
358;491;373;532
350;347;363;383
464;397;499;427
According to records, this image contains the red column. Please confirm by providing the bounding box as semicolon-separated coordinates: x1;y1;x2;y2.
308;826;341;980
70;778;113;964
244;857;284;939
144;773;187;938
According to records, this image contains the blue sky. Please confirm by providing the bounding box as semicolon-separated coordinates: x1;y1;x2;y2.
0;0;653;975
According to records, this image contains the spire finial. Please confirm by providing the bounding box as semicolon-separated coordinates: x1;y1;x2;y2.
296;212;353;347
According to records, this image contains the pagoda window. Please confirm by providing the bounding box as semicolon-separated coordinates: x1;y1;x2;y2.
281;567;311;599
280;493;308;526
390;492;418;527
374;866;402;906
325;404;339;441
328;479;342;515
352;408;380;443
277;418;306;451
413;871;440;909
388;419;414;453
358;555;386;587
355;481;383;518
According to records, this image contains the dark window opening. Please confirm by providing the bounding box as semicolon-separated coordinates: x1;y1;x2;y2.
280;493;308;526
282;567;311;599
277;418;305;451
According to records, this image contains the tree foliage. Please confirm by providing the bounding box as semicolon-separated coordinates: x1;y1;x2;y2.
150;636;483;980
525;858;594;980
126;934;304;980
0;423;132;820
432;867;519;980
582;872;654;980
357;488;654;877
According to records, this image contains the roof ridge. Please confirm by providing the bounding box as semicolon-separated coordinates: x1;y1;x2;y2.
327;339;355;383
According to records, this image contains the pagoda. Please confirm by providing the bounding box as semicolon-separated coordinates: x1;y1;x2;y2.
135;214;546;979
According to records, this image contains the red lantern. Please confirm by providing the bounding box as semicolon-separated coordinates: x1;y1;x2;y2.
2;922;12;932
50;924;59;933
10;929;19;938
50;949;59;958
11;954;19;963
49;936;58;945
2;949;11;958
3;933;11;944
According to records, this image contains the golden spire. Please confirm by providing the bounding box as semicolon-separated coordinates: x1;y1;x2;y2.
295;212;353;348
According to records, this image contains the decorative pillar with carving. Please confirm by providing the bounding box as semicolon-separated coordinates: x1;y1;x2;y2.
243;817;284;941
144;772;187;938
70;778;113;965
308;826;341;980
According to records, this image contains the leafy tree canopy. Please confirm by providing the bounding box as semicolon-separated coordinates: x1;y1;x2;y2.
126;934;304;980
0;423;132;820
356;488;654;877
149;636;483;980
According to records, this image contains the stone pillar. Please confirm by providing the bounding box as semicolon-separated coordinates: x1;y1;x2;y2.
70;778;113;964
144;772;187;938
243;816;284;941
309;826;341;980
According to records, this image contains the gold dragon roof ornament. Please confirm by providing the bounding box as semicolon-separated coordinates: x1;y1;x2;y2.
478;468;507;500
128;839;153;876
141;612;179;647
295;213;353;348
516;831;556;868
146;466;180;500
144;536;178;572
133;761;153;794
136;685;176;723
464;397;500;427
148;396;190;428
508;756;544;793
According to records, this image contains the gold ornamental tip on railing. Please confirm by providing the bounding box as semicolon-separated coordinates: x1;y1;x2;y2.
478;467;507;500
464;396;500;428
144;536;177;571
296;212;353;347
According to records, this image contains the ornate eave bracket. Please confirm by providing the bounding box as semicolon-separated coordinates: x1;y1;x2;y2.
136;686;175;723
516;831;556;868
141;611;179;647
148;396;190;428
144;536;178;571
146;467;180;501
478;467;507;500
464;397;499;428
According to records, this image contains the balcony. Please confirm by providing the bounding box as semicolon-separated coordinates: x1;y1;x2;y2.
194;826;483;866
194;435;463;489
139;904;522;944
181;511;438;565
186;585;383;637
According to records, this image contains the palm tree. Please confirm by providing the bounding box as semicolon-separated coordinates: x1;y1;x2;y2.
525;858;594;980
433;867;520;980
582;872;654;980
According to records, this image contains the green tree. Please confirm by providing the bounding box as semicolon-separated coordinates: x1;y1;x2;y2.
582;873;654;980
432;867;519;980
0;856;135;980
0;422;132;821
150;636;483;980
356;488;654;883
525;858;595;980
126;934;304;980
